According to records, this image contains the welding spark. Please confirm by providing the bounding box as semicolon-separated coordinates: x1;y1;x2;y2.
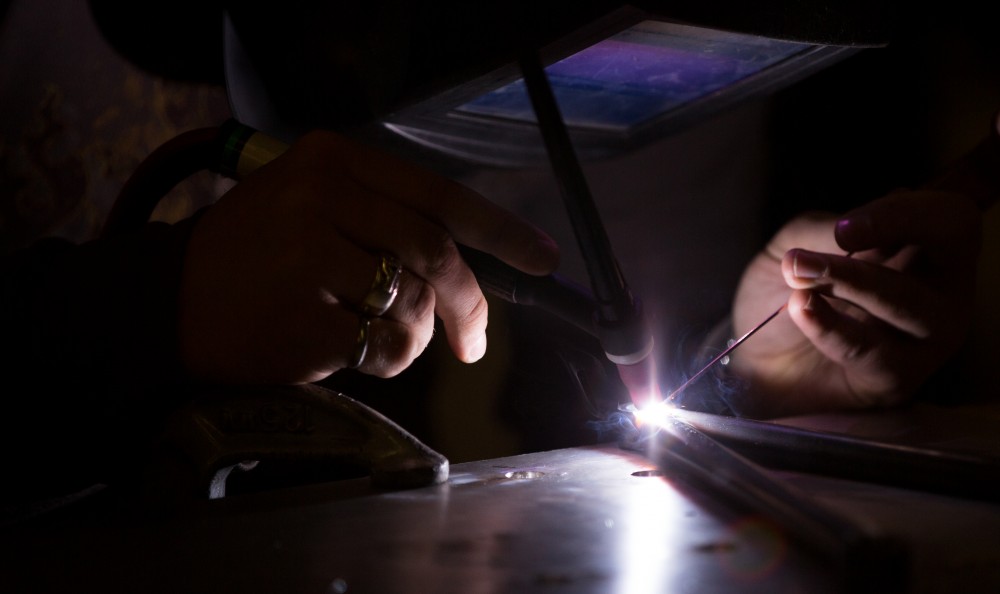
634;400;675;428
621;302;787;428
621;400;677;430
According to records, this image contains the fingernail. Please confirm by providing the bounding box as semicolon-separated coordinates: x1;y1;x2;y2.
792;250;828;279
835;214;871;248
801;291;815;313
467;334;487;362
797;291;821;321
835;218;849;231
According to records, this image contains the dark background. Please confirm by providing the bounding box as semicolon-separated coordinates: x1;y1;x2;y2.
2;0;998;465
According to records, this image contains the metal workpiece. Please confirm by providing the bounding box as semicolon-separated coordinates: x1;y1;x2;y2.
4;442;999;593
147;383;449;501
670;408;1000;502
635;417;909;592
0;445;837;593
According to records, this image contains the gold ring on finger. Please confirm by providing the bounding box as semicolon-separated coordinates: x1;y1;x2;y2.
362;253;403;316
348;315;371;369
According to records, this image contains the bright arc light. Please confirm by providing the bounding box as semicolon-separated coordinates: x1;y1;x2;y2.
632;399;677;429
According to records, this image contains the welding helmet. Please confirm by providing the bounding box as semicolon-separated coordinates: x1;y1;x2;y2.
220;1;892;167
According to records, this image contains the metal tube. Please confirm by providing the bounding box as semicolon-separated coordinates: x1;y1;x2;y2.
673;408;1000;502
637;417;909;591
517;50;657;403
516;50;628;319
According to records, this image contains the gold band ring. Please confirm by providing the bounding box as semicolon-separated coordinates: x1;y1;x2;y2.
348;316;371;369
362;254;403;316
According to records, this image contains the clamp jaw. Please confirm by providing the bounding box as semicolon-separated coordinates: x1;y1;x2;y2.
145;383;448;501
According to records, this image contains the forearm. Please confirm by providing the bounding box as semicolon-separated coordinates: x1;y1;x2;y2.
1;218;198;506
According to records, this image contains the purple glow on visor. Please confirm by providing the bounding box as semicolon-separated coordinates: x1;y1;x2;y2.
458;21;811;131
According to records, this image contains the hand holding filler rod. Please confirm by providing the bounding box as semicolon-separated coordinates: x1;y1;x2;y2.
669;108;1000;402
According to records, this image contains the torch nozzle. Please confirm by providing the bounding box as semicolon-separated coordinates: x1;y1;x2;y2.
615;351;662;409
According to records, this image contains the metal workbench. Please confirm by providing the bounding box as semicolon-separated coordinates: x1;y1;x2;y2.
2;402;999;594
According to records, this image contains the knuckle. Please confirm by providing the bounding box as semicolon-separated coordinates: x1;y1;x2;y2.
365;328;408;378
367;320;432;378
878;293;931;339
411;280;436;320
459;294;489;334
362;282;436;378
420;231;463;282
393;274;435;320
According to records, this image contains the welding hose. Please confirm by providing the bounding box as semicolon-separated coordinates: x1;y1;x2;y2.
102;126;225;239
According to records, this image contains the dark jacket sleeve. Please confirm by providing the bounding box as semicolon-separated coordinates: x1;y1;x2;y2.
1;217;199;508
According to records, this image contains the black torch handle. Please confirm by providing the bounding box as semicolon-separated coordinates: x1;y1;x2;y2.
456;245;597;335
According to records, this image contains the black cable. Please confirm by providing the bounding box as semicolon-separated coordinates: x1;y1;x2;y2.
101;126;223;239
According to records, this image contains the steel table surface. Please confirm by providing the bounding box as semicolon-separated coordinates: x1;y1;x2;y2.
2;423;1000;594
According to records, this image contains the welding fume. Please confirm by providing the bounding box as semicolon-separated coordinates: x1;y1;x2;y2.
3;0;999;513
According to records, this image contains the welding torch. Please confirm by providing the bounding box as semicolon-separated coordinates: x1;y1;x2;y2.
102;116;634;407
210;116;626;345
104;46;659;408
103;104;1000;415
517;50;660;408
211;51;660;410
225;119;653;406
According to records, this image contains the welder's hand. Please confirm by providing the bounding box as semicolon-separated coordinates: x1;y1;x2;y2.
177;130;559;384
728;189;982;417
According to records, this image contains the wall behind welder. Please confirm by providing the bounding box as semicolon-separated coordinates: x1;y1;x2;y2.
0;0;231;255
3;0;998;465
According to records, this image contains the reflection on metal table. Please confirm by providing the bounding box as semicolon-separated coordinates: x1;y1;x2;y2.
3;404;1000;594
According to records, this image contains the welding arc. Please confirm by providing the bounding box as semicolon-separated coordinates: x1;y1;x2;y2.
667;303;787;402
